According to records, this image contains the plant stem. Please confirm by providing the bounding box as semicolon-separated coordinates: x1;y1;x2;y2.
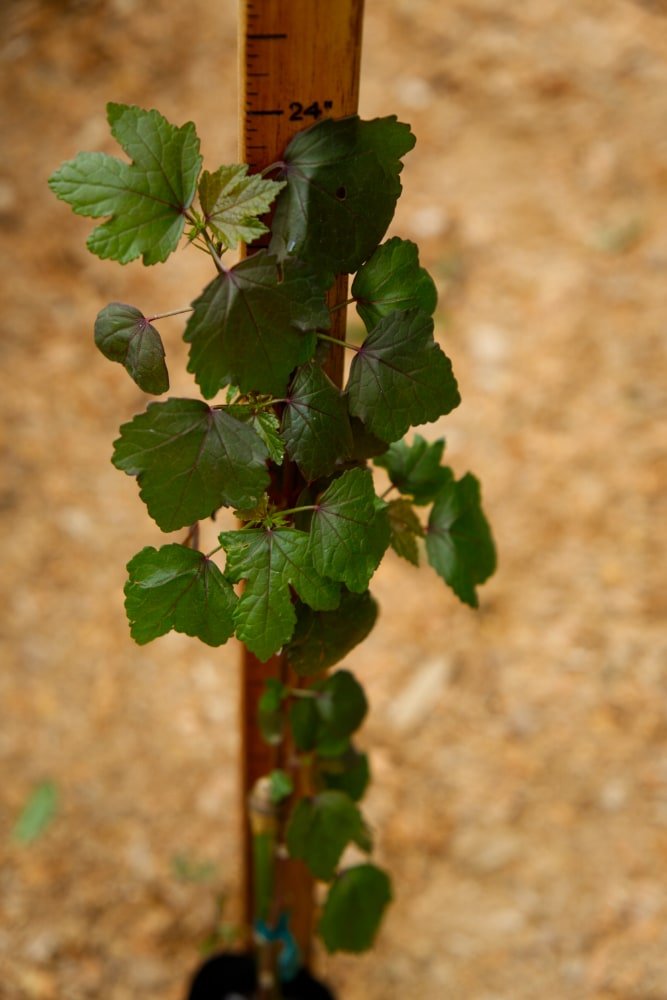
329;297;355;313
183;521;200;550
211;398;287;412
202;230;227;274
185;210;227;274
147;306;194;322
276;504;317;519
379;483;397;500
317;332;361;353
205;543;223;558
261;161;286;177
253;397;289;410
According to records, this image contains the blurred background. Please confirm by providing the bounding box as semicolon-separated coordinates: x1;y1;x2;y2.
1;0;666;997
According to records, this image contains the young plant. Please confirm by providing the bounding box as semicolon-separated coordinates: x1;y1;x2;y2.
49;103;495;972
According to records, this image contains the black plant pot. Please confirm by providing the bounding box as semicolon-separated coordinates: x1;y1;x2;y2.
187;952;336;1000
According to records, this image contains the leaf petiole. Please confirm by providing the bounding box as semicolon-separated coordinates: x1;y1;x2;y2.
211;398;287;412
276;504;317;519
329;298;355;314
185;210;228;273
290;688;317;700
147;306;194;323
252;397;289;410
261;161;286;177
317;332;361;353
201;230;227;274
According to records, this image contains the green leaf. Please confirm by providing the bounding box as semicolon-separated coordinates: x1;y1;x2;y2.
285;589;378;675
317;670;368;743
352;237;437;329
347;309;460;443
348;416;390;462
230;407;285;465
233;494;270;525
286;791;364;881
13;781;58;844
94;303;169;394
309;469;389;593
184;252;330;397
288;670;367;753
387;498;423;566
48;103;202;264
259;679;287;745
426;473;496;607
319;746;370;803
269;769;294;804
198;164;285;249
289;697;321;752
271;115;415;275
112;399;270;531
219;527;340;662
374;434;451;505
281;362;353;480
171;853;217;884
319;864;392;953
124;544;236;646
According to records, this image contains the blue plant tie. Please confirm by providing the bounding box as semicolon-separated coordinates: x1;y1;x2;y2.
254;912;301;982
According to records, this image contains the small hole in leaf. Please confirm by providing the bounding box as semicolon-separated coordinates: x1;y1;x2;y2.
335;186;347;200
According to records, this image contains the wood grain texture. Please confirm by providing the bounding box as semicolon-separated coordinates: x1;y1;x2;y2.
238;0;365;964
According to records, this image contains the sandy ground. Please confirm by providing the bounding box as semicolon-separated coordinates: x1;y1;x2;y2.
1;0;666;997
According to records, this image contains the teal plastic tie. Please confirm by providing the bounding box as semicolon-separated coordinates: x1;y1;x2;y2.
254;912;301;982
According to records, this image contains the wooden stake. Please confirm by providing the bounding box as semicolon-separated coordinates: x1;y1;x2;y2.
238;0;365;967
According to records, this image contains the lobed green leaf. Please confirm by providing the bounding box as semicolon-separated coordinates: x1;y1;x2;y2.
285;589;378;675
112;398;270;531
124;544;236;646
229;407;285;465
387;498;423;566
184;252;330;397
48;103;202;264
219;527;340;662
348;416;390;462
425;473;496;607
198;164;285;249
374;434;451;505
309;468;390;593
316;670;368;744
352;237;437;329
288;669;367;755
286;791;364;882
271;115;415;275
281;362;353;480
319;746;370;803
347;309;460;443
319;864;392;953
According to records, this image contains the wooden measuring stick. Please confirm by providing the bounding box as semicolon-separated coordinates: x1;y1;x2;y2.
238;0;365;965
